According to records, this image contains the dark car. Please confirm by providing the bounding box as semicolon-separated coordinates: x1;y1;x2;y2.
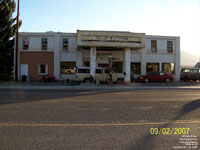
180;68;200;81
138;72;174;83
194;62;200;68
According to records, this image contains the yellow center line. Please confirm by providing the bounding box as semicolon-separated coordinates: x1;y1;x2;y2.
0;120;199;127
0;99;192;102
38;98;195;102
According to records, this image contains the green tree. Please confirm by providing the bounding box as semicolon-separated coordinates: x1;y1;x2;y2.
0;0;20;80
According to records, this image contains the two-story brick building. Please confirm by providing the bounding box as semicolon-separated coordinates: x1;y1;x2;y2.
14;30;180;83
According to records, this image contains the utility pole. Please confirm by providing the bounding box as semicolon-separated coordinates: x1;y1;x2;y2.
15;0;20;81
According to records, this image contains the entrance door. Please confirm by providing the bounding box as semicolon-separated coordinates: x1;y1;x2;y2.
20;64;28;76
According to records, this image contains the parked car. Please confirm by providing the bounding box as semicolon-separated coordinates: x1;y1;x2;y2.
75;67;125;84
40;75;56;82
137;72;174;83
180;68;200;81
194;62;200;68
63;67;76;74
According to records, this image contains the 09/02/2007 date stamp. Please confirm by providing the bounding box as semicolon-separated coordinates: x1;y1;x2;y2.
150;128;190;135
150;128;198;149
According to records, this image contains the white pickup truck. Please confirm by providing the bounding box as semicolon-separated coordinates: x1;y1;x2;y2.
75;67;125;84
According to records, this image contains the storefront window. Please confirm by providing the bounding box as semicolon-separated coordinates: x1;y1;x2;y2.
83;61;90;67
112;62;123;73
146;63;159;73
131;63;141;74
60;62;76;74
162;63;175;74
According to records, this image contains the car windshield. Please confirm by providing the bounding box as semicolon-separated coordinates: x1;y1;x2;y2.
147;72;155;76
191;69;199;73
77;69;90;73
182;69;191;73
159;72;165;76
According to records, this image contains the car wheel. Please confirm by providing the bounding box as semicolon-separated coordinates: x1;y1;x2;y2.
84;78;92;83
144;78;149;83
166;78;171;83
183;77;188;82
117;78;124;84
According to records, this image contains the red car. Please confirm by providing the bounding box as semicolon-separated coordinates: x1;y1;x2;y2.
137;72;174;83
41;75;56;82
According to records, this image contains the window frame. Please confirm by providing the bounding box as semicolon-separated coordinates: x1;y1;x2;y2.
182;69;191;73
146;62;160;73
41;38;48;50
96;69;102;74
62;38;69;51
38;64;48;75
151;40;157;52
162;63;175;74
112;61;123;73
77;69;90;73
167;41;173;53
131;62;141;75
83;61;90;67
60;61;76;74
22;37;29;50
191;69;199;73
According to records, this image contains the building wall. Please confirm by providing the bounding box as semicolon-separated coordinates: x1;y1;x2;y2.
54;33;77;79
20;52;54;81
82;50;124;66
131;52;141;62
19;33;55;52
145;35;180;81
16;31;180;81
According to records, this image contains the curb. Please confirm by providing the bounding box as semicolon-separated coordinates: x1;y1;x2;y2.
0;85;200;90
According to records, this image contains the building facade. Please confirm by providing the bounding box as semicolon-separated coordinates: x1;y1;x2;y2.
15;30;180;82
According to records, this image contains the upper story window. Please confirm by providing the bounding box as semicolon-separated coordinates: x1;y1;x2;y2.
62;38;68;51
22;37;29;50
41;38;48;50
167;41;173;53
151;40;157;52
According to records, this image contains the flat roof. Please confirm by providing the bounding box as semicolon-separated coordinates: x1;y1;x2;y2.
19;30;180;38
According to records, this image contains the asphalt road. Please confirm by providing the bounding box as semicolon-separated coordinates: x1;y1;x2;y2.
0;89;199;150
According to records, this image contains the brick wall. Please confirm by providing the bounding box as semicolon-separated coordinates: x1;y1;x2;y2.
20;52;54;81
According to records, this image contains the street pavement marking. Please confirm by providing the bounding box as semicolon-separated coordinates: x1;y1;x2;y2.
1;91;200;95
109;92;200;95
0;120;200;127
42;98;195;102
0;99;196;102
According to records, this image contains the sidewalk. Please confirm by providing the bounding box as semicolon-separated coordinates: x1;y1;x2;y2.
0;81;200;90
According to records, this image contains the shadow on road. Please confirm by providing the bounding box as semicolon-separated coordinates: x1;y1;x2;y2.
0;89;127;105
180;99;200;115
130;99;200;150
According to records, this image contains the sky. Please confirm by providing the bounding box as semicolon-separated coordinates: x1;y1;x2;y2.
14;0;200;55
